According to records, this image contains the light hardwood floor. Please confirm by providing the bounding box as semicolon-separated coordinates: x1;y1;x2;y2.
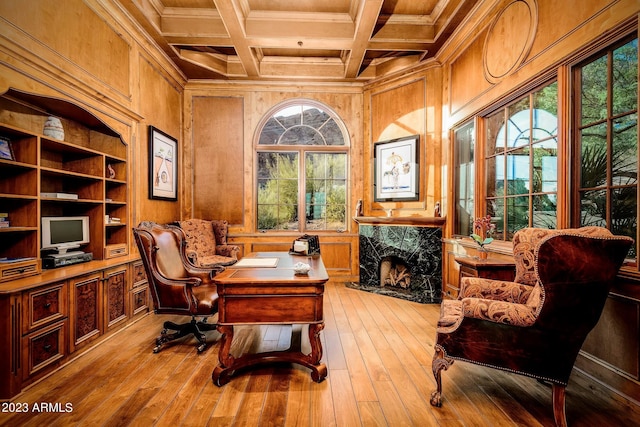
2;281;640;426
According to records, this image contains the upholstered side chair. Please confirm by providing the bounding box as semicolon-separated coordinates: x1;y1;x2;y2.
132;221;223;353
430;227;633;427
176;219;240;268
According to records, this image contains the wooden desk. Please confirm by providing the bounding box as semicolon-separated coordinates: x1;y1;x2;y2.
211;252;329;386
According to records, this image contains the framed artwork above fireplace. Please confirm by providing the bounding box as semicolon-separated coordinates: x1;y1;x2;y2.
373;134;419;202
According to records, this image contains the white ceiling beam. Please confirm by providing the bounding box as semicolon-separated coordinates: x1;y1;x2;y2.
174;48;229;75
120;0;474;81
372;23;435;42
245;11;354;39
165;36;233;47
259;57;347;80
245;37;353;50
344;0;384;78
212;0;260;77
159;8;227;36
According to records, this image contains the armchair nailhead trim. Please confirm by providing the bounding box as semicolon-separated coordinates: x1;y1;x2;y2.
436;345;567;386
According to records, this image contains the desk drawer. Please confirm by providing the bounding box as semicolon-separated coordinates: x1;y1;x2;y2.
23;282;68;333
460;265;479;278
220;295;323;324
132;261;147;288
131;286;149;317
1;259;40;282
22;321;66;380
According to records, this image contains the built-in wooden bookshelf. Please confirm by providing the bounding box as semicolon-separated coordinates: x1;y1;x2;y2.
0;90;129;281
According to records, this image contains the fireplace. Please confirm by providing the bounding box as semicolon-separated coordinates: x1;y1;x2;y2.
380;256;411;288
352;221;442;303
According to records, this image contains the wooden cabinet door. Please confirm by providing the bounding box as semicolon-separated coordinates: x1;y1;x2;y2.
23;282;67;333
131;286;149;318
69;273;102;352
22;321;66;382
104;266;128;331
130;261;149;318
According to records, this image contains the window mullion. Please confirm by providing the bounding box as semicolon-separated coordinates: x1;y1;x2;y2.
529;94;534;228
299;152;306;232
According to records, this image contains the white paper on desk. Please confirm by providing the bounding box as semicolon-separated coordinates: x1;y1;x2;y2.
233;257;279;268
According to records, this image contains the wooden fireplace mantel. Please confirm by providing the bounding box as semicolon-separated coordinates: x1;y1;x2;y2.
353;216;446;226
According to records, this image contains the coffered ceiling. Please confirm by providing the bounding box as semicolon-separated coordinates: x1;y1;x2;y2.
118;0;479;81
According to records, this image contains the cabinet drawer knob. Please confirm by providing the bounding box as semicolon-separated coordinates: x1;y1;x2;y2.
44;344;52;352
44;303;51;308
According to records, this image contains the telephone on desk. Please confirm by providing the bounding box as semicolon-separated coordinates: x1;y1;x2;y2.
289;234;320;256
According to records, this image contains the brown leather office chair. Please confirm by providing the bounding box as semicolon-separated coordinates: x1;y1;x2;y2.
430;227;633;427
132;221;223;353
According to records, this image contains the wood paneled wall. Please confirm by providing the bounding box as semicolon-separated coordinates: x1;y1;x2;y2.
368;78;428;214
0;0;186;233
182;84;363;281
363;68;443;217
137;56;183;225
189;96;244;224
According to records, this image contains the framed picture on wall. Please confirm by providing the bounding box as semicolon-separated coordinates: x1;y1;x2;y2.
148;126;178;201
0;137;14;161
373;134;420;202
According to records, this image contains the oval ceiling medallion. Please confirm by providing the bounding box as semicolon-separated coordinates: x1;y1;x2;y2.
483;0;538;84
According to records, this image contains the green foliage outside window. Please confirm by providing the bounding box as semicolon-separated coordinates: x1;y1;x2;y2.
256;101;349;231
577;37;638;259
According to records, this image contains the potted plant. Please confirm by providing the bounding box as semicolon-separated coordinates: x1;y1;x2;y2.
471;215;496;259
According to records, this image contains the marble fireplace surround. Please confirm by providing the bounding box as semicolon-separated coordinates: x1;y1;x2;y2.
352;217;445;304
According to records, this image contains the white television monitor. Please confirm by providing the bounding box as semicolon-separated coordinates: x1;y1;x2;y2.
41;216;90;255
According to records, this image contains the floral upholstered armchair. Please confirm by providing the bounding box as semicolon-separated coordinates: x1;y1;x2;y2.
431;227;633;427
176;219;240;268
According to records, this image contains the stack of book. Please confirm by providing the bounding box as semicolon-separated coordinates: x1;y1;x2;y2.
0;213;8;228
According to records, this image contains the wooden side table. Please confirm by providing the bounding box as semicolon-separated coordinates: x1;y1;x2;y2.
449;256;516;299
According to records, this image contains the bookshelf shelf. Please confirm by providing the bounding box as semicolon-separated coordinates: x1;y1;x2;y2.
0;91;130;280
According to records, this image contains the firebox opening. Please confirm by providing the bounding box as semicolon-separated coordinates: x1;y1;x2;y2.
379;256;411;289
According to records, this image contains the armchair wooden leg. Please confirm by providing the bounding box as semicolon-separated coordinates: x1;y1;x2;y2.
430;345;454;407
552;384;568;427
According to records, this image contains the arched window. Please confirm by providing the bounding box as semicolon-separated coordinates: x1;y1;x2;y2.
256;100;349;231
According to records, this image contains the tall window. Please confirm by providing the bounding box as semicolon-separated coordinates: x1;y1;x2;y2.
484;82;559;240
573;36;638;261
256;101;349;231
454;120;475;236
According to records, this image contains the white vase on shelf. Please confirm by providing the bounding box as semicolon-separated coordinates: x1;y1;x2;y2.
43;116;64;140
